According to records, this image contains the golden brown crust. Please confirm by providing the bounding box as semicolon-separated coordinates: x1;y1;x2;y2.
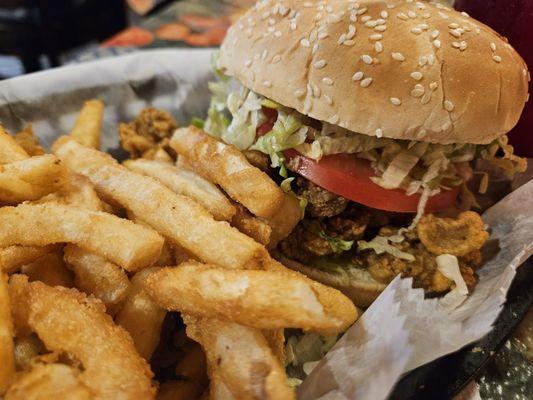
220;0;529;144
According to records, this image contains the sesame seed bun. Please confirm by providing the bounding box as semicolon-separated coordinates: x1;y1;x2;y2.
219;0;530;144
277;254;386;307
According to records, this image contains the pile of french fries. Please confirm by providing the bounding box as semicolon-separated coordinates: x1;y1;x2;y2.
0;100;358;399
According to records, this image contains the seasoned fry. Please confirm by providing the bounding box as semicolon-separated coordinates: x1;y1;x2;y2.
14;125;45;156
7;275;32;338
115;268;166;360
21;252;74;288
262;329;286;364
70;99;104;149
185;316;295;400
417;211;489;257
0;127;28;163
146;261;357;334
124;158;236;221
157;380;204;400
231;203;272;245
19;278;155;399
174;342;208;388
5;363;92;400
264;193;302;248
0;245;59;275
0;272;15;393
13;335;44;371
0;203;164;271
170;126;284;219
0;155;64;204
53;137;268;270
63;245;129;313
58;173;103;211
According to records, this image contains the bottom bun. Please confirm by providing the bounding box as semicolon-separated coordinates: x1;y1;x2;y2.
277;255;386;308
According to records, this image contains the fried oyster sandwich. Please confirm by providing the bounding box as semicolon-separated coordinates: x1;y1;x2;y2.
200;0;529;308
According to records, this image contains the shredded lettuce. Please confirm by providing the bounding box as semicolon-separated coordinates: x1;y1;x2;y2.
303;221;354;254
285;332;338;369
190;117;205;129
436;254;469;312
251;111;307;156
357;236;415;261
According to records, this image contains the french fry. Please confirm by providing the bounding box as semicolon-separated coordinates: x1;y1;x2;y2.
157;380;204;400
8;275;32;338
170;126;284;219
63;245;129;314
0;127;29;163
115;268;166;360
14;124;45;156
124;158;236;221
0;244;60;275
264;193;302;248
0;272;15;393
70;99;104;149
4;363;92;400
0;203;164;271
58;173;104;211
0;155;64;204
18;277;155;399
21;252;74;288
53;137;268;270
262;329;286;364
231;203;272;245
145;261;357;334
184;316;295;400
13;334;44;371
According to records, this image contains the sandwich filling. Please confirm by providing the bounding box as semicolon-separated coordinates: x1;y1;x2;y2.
202;72;526;295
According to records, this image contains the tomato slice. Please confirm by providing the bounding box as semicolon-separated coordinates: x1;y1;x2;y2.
257;107;278;137
284;149;458;213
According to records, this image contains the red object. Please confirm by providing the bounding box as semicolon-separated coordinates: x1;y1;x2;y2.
155;23;190;41
257;107;278;136
102;27;154;47
284;150;459;213
455;0;533;157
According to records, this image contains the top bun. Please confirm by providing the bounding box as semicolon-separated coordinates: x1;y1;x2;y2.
219;0;530;144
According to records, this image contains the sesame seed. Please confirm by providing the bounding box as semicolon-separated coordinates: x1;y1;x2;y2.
310;30;318;42
329;114;340;124
461;11;470;17
324;94;333;105
312;43;319;54
318;32;329;39
313;59;327;69
261;49;268;60
421;94;431;104
300;38;310;47
338;33;347;44
357;7;368;15
387;4;395;8
365;20;378;28
347;24;356;39
273;55;281;63
411;27;422;34
290;21;297;30
322;77;334;85
268;18;276;26
397;13;408;20
410;88;424;98
350;13;357;22
460;41;467;51
263;80;272;88
267;26;275;33
492;55;502;63
375;128;383;137
452;41;461;48
438;11;449;19
431;30;440;39
490;42;496;51
375;25;387;31
303;2;312;8
361;15;371;22
375;41;383;52
294;89;304;98
408;11;417;19
360;77;373;87
327;14;341;23
362;54;373;64
313;85;321;97
244;59;252;67
390;97;401;106
450;29;461;38
376;18;386;25
442;121;451;131
352;71;364;81
314;13;322;22
416;1;426;9
422;12;431;19
343;39;355;46
428;54;435;65
419;56;428;66
411;71;423;80
418;23;429;30
381;10;389;18
433;39;441;48
444;100;454;111
303;98;311;114
370;34;383;40
391;52;405;61
429;82;438;90
449;22;459;29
